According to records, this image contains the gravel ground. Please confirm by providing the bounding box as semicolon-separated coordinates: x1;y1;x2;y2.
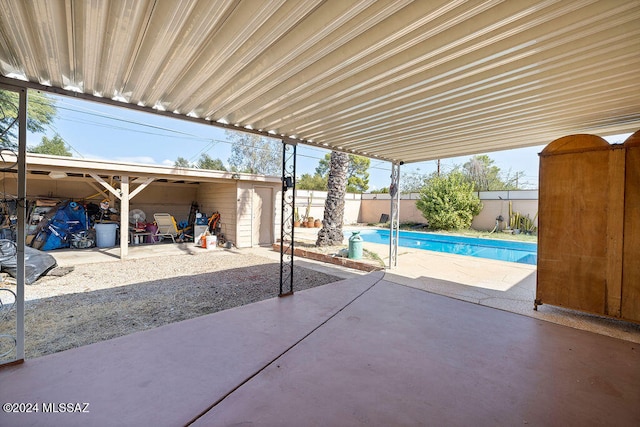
0;250;340;359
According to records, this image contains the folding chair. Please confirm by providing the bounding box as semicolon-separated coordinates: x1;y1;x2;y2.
153;213;179;243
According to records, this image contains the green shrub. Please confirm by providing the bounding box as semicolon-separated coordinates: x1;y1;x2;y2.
416;171;482;230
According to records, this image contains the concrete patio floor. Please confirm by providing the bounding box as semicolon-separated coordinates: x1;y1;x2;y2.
1;271;639;426
2;233;639;426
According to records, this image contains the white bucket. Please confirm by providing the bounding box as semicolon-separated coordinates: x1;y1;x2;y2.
95;223;118;248
205;235;217;250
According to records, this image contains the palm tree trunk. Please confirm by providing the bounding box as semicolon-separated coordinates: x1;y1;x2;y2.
316;151;349;246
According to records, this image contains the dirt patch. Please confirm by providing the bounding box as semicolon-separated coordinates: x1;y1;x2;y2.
0;251;340;359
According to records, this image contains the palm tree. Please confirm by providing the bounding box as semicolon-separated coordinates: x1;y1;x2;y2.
316;151;349;246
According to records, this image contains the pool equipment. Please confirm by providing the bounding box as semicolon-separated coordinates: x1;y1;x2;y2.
348;231;363;260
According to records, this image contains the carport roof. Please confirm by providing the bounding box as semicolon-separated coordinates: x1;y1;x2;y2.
1;0;639;164
4;153;281;184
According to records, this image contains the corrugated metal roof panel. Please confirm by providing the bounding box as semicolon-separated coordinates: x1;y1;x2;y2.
1;0;638;163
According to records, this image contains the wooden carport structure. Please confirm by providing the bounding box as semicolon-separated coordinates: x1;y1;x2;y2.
0;152;281;257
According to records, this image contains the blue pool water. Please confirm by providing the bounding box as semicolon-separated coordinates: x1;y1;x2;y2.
354;229;537;265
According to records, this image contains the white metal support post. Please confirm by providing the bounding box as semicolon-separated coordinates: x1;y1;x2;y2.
0;84;26;366
15;87;27;362
388;162;401;269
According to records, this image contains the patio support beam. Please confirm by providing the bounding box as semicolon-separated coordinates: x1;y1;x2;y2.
89;174;122;200
15;87;27;362
87;181;110;200
120;176;129;259
388;162;402;269
0;83;27;366
129;177;155;199
88;174;154;259
279;140;296;297
88;173;128;259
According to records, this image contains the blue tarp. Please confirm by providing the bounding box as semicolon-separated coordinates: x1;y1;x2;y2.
39;201;88;251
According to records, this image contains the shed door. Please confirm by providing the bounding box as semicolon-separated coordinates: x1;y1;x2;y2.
252;187;273;246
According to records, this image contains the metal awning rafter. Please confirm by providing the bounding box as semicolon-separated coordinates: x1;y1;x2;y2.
0;75;390;163
0;76;304;148
1;0;637;166
0;150;283;185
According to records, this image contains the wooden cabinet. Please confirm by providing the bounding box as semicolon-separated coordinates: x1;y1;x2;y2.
621;134;640;322
536;130;640;323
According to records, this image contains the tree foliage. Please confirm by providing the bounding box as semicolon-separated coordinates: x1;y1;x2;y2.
501;169;528;189
227;131;281;175
416;171;482;230
462;155;521;191
297;173;327;191
0;89;56;147
401;168;431;193
196;154;226;171
316;153;369;193
174;156;191;168
28;134;72;156
369;187;389;194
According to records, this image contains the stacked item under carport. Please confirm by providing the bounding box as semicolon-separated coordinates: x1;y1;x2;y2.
27;199;91;250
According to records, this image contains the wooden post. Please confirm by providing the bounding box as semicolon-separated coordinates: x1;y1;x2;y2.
120;176;129;259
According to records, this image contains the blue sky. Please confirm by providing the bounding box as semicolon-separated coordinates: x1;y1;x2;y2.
31;93;629;191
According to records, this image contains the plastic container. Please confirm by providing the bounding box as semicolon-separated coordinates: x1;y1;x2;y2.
205;235;217;250
348;231;363;260
94;223;118;248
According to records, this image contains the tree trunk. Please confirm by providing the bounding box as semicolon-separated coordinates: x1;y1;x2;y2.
316;151;349;246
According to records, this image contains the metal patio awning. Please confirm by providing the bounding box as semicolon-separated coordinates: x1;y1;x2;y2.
1;0;639;163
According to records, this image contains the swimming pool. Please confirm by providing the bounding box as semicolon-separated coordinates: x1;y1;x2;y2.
353;229;537;265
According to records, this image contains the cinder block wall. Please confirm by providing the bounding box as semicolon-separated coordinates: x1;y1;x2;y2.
358;191;538;230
